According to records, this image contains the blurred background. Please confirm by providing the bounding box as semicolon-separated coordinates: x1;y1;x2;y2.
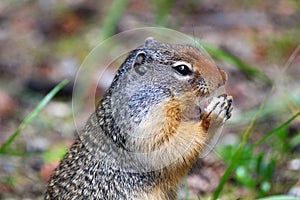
0;0;300;199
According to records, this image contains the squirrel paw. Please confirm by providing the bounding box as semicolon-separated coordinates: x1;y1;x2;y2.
202;94;233;127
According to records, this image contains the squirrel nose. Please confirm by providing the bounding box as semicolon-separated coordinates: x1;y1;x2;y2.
218;68;227;85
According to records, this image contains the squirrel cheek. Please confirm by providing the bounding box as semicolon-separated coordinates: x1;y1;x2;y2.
181;104;202;122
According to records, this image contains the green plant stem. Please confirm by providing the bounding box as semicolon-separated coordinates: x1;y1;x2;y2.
252;111;300;148
153;0;174;26
199;42;273;86
257;194;300;200
99;0;128;42
213;111;300;199
0;79;69;153
212;86;270;199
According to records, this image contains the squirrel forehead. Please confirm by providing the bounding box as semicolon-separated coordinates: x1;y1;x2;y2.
176;47;227;85
144;38;213;66
147;44;225;80
141;38;227;85
146;43;215;69
175;47;215;69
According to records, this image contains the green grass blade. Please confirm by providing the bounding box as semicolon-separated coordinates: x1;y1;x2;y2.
182;176;189;199
213;111;300;199
290;130;300;148
152;0;174;26
99;0;128;42
0;79;69;153
199;42;272;85
212;87;270;199
257;195;300;200
252;111;300;148
212;138;247;200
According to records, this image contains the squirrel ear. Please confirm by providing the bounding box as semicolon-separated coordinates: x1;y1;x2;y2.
145;37;158;47
133;51;147;76
133;51;146;67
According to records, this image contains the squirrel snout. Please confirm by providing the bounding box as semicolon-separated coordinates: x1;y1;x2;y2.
218;68;228;86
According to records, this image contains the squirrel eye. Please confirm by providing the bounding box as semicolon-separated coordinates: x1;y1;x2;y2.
172;63;192;76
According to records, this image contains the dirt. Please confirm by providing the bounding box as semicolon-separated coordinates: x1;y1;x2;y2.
0;0;299;199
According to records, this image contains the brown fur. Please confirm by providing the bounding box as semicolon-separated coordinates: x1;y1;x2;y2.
45;38;232;200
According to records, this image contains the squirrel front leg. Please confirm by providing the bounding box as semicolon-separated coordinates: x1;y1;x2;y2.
136;94;233;161
200;94;233;132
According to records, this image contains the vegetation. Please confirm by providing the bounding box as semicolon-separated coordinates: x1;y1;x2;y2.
0;0;299;199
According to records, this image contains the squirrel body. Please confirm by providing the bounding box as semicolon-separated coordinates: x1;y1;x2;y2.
45;38;233;200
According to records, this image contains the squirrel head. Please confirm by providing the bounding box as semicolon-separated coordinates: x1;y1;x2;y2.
110;37;227;98
95;38;228;171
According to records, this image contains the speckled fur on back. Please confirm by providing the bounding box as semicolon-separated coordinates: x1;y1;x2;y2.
45;38;232;200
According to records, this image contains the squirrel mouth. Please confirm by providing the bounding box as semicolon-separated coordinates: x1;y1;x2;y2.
181;85;226;122
197;85;226;110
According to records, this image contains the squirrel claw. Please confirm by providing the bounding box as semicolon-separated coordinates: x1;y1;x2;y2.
203;94;233;126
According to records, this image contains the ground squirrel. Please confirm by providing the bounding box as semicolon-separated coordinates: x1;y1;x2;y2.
45;38;233;199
